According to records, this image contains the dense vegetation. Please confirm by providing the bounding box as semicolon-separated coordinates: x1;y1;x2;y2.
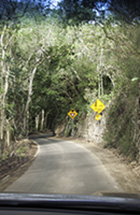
0;0;140;162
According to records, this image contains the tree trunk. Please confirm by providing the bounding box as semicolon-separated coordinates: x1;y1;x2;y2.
35;114;40;131
101;73;104;95
1;67;10;138
40;109;45;131
0;25;12;145
97;44;103;98
98;72;101;98
138;82;140;162
0;25;6;140
24;66;38;131
5;119;10;156
45;114;48;130
23;57;45;134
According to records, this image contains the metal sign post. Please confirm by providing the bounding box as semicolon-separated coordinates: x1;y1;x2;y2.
71;118;74;137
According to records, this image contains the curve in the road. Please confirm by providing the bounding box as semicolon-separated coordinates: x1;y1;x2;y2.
5;136;121;195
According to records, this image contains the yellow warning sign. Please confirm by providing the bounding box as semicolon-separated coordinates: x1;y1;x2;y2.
95;114;102;121
90;99;105;114
68;109;78;119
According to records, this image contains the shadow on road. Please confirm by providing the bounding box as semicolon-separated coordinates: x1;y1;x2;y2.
29;133;67;146
29;133;54;140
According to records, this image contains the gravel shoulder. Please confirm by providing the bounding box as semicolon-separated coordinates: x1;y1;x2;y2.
51;136;140;194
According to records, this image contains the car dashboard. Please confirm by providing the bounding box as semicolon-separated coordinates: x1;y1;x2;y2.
0;193;140;215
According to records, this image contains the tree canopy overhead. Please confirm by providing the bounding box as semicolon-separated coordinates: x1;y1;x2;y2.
0;0;140;162
1;0;140;24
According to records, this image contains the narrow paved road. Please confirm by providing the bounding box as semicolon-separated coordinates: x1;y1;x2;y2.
6;135;121;195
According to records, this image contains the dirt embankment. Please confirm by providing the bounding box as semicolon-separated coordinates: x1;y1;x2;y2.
0;139;38;191
53;136;140;194
75;138;140;193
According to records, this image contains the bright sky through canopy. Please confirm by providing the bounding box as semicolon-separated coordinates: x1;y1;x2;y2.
51;0;61;8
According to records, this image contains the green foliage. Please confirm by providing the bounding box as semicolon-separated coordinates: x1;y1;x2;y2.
65;128;72;137
0;6;140;162
104;80;139;161
16;145;26;156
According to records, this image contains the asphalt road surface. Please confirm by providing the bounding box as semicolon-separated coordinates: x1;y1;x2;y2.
6;135;121;195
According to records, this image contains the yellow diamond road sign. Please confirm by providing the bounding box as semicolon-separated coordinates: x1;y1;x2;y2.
95;114;102;121
68;109;78;119
90;99;105;114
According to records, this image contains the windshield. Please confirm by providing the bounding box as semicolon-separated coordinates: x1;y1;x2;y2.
0;0;140;197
